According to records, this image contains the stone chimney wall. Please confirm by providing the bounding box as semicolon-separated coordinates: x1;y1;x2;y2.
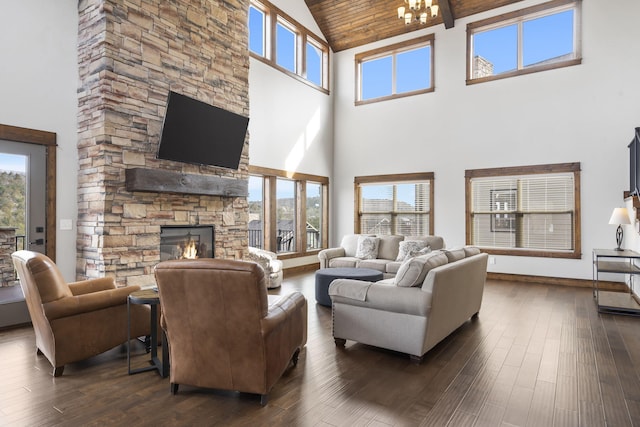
76;0;250;287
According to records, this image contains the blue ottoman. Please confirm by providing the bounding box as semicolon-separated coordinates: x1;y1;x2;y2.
315;267;383;307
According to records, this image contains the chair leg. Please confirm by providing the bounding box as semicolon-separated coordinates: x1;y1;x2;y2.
260;394;269;406
291;348;300;367
334;338;346;348
170;383;179;395
53;366;64;377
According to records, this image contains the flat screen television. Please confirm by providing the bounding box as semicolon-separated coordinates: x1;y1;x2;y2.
629;127;640;196
157;91;249;170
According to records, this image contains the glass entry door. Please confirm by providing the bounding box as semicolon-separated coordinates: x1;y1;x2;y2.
0;140;47;254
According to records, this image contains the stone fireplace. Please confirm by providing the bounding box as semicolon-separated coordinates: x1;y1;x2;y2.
76;0;250;287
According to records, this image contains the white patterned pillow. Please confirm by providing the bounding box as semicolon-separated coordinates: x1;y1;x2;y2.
394;256;428;287
396;240;428;261
355;236;380;259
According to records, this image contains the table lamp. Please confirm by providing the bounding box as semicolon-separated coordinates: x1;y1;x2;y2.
609;207;631;250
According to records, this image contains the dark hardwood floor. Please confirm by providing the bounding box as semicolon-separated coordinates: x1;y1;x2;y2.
1;273;640;426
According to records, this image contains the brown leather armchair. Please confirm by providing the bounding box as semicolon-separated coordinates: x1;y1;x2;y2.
154;258;307;405
11;250;150;376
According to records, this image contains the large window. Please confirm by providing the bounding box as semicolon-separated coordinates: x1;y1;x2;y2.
467;0;581;84
276;178;296;252
465;163;581;258
249;0;330;93
355;173;434;236
306;182;323;250
356;35;434;105
248;166;328;256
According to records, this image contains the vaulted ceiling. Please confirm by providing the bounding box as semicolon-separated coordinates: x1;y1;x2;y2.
304;0;524;52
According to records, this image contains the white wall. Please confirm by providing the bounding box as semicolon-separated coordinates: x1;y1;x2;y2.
248;0;334;269
0;0;79;280
332;0;640;281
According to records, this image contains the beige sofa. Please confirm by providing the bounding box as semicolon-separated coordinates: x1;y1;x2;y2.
328;247;488;362
318;234;445;279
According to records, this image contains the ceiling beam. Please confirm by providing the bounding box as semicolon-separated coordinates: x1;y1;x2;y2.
439;0;454;29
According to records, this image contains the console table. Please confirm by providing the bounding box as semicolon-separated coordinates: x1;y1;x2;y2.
592;249;640;316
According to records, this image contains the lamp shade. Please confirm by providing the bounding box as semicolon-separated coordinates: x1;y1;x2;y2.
609;207;631;225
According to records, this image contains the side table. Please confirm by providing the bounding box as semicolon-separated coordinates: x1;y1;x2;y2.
128;288;169;377
593;248;640;316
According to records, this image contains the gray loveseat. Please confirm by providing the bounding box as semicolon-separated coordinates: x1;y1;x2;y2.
318;234;445;279
329;247;488;362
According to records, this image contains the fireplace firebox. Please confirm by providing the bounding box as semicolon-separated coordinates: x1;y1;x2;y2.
160;225;214;261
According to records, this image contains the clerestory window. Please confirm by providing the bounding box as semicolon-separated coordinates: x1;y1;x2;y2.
249;0;330;93
467;0;581;84
356;35;434;105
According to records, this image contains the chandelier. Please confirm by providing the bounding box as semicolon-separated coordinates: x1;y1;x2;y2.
397;0;439;25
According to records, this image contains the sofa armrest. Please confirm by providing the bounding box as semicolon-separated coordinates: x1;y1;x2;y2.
317;247;346;268
68;277;117;295
330;279;431;317
43;285;141;321
419;253;488;339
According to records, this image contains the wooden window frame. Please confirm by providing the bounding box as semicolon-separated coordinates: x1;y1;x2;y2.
465;162;581;259
355;34;435;106
249;0;330;94
249;165;329;260
354;172;434;235
466;0;582;85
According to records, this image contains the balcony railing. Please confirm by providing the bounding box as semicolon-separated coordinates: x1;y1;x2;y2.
248;229;320;251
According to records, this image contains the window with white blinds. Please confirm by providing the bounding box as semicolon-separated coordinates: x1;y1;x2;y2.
355;173;433;236
466;163;581;258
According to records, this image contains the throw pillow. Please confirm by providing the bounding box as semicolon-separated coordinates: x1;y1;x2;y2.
463;246;481;257
396;240;428;261
394;255;427;287
355;236;380;259
408;245;431;258
444;248;466;262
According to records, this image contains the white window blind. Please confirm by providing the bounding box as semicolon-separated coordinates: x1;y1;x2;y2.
359;181;430;236
470;172;575;251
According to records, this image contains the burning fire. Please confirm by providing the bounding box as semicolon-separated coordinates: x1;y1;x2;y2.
179;239;198;259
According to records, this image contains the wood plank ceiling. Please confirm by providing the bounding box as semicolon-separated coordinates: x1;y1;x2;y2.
304;0;524;52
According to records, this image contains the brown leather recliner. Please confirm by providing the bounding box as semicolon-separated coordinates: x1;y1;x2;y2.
11;250;151;376
154;258;307;405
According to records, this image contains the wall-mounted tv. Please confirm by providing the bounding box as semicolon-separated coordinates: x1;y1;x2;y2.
629;127;640;196
157;91;249;170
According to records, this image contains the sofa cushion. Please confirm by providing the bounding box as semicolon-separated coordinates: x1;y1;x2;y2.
444;248;466;263
394;256;428;287
340;234;362;257
356;259;388;273
355;236;380;259
405;235;445;251
419;252;450;284
463;246;481;257
396;240;429;261
377;235;405;261
328;257;359;268
385;260;403;275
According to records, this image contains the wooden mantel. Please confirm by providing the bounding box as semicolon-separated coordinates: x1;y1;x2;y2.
125;168;248;197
